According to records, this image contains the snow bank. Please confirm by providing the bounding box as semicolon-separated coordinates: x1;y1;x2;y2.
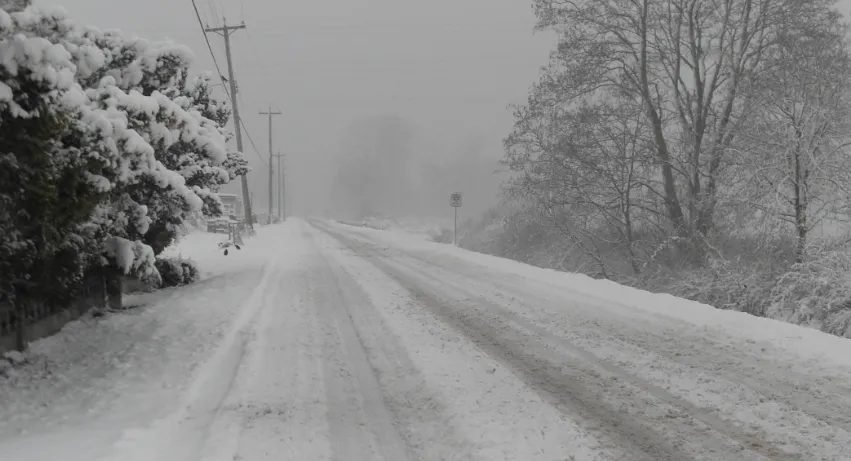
339;216;453;241
0;223;293;460
336;223;851;375
159;225;283;280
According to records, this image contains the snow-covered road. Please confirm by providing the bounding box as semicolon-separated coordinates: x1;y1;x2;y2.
2;218;851;460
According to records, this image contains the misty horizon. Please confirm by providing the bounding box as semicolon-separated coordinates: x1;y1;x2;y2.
34;0;557;219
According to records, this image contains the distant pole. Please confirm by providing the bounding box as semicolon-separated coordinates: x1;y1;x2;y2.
454;207;457;245
272;153;286;220
277;152;282;220
259;107;281;224
204;18;254;228
282;161;287;219
450;192;462;246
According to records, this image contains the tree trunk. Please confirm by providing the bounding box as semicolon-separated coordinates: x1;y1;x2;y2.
795;218;807;264
638;0;687;237
793;133;807;264
623;207;641;276
14;295;26;351
105;268;123;310
794;177;807;264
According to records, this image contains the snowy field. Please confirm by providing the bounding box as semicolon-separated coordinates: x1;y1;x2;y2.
1;219;850;461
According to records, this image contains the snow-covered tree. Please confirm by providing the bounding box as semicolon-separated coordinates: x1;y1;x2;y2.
0;5;245;290
736;13;851;262
0;6;120;299
68;31;234;257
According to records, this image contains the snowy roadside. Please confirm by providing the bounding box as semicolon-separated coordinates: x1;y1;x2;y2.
336;216;452;241
0;225;286;461
320;220;851;460
330;221;851;384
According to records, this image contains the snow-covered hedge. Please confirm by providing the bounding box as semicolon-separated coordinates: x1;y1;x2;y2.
154;257;199;288
0;5;247;298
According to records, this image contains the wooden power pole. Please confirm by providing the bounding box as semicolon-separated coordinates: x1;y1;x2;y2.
204;18;255;228
272;152;286;220
259;107;281;224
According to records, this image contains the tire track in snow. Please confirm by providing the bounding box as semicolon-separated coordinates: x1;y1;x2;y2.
112;255;279;461
308;225;478;461
335;221;851;458
209;253;333;461
394;259;794;460
378;230;851;405
305;228;412;461
320;223;793;461
365;236;851;459
311;220;613;461
374;260;714;461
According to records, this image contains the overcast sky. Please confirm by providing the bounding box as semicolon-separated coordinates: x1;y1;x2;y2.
34;0;555;216
32;0;851;217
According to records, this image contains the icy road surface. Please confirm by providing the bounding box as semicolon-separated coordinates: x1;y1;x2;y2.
2;218;851;461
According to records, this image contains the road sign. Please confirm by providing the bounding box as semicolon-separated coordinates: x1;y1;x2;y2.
451;192;462;208
450;192;462;245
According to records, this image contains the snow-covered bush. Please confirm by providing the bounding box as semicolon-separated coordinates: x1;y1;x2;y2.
768;250;851;338
0;5;246;294
0;6;119;299
154;257;199;288
661;257;776;317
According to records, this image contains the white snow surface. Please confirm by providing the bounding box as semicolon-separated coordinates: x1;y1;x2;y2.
0;226;282;461
337;221;851;377
343;216;453;240
1;218;850;461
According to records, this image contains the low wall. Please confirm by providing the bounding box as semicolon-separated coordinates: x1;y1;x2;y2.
0;273;108;354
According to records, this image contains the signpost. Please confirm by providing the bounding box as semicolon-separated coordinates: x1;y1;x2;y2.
450;192;462;245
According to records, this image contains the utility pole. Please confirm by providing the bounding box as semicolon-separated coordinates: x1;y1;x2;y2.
272;152;286;220
259;107;282;224
204;18;254;228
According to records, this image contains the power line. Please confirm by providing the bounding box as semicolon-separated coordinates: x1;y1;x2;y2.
201;15;255;227
239;116;267;164
192;3;261;184
191;0;231;101
208;0;220;27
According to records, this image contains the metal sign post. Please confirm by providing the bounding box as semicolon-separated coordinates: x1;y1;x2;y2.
450;192;462;245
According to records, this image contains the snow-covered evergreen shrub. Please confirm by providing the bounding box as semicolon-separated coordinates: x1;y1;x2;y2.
0;5;247;295
154;257;199;288
0;6;119;298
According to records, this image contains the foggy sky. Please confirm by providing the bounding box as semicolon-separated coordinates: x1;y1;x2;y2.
33;0;851;219
33;0;556;218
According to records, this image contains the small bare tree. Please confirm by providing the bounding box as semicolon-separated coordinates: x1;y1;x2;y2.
504;95;655;276
738;14;851;262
